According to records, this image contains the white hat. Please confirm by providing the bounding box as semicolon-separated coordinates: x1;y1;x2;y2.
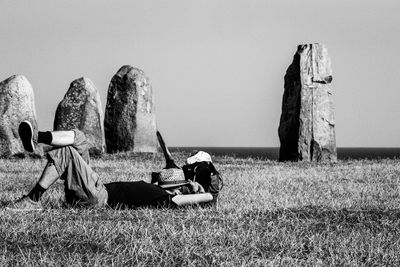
186;151;212;165
158;169;189;189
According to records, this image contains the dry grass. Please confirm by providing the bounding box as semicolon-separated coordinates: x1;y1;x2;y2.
1;153;400;266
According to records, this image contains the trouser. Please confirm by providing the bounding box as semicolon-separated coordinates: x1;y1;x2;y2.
46;129;108;207
45;129;171;208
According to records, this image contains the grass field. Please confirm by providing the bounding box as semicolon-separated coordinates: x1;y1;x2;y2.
1;152;400;266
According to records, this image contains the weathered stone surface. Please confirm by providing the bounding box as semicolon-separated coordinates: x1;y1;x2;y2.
104;65;157;153
0;75;39;157
54;77;105;155
278;43;337;162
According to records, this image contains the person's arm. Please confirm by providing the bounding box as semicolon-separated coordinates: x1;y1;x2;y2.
171;193;213;206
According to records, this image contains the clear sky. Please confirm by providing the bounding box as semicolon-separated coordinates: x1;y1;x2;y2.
1;1;399;147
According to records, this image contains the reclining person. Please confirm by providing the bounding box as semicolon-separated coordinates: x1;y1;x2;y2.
6;121;212;211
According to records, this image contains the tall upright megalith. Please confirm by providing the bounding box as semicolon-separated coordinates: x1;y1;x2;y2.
54;77;105;155
104;65;157;153
278;43;337;162
0;75;39;157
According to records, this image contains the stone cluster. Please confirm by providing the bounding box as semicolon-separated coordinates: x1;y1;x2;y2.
0;44;337;161
0;66;158;158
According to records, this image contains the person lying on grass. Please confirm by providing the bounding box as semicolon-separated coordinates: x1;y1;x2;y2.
5;121;212;211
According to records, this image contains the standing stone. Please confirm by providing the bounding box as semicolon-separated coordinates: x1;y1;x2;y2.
278;43;337;162
54;77;105;155
0;75;39;157
104;65;157;153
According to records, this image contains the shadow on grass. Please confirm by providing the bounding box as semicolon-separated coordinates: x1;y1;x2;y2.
238;206;400;262
243;205;400;232
2;232;107;254
1;205;400;264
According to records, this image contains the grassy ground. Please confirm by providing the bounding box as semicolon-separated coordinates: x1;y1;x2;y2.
1;153;400;266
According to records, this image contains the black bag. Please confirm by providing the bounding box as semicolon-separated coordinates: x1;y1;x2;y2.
182;161;223;205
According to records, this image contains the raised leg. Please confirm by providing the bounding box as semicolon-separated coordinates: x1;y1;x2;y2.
19;120;76;151
7;123;95;211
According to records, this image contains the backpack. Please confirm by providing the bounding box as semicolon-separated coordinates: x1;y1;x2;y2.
182;160;223;205
154;131;223;205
